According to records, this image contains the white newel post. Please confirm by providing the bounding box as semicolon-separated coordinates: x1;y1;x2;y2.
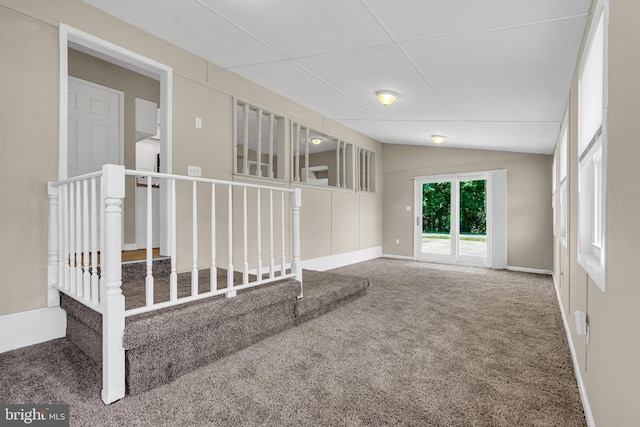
290;188;303;298
101;164;125;405
47;183;60;307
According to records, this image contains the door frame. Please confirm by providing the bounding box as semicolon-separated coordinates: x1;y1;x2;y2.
413;170;507;268
59;24;173;254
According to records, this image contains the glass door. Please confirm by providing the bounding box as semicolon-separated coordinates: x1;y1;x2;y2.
457;179;487;264
419;181;454;262
415;174;488;266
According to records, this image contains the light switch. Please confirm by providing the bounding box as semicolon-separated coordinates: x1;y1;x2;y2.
406;205;412;211
187;165;201;177
195;117;202;129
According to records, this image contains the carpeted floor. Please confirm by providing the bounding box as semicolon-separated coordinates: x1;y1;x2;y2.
0;258;586;426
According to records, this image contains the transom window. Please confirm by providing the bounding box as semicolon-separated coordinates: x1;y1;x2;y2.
291;122;353;189
235;100;285;180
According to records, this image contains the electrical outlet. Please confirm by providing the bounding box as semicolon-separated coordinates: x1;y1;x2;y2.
187;165;201;177
194;117;203;129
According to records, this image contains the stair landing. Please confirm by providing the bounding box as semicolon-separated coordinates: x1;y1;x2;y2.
61;266;369;397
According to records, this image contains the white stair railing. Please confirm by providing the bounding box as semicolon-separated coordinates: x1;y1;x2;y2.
48;164;302;405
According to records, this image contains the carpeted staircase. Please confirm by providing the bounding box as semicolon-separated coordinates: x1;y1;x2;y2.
61;260;369;396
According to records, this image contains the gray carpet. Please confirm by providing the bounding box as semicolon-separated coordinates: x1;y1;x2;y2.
0;258;586;426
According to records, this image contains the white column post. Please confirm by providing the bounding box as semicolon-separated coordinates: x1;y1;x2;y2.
336;141;341;188
256;109;263;177
290;188;302;298
242;104;249;175
268;113;275;178
304;128;310;183
101;164;125;405
47;183;60;307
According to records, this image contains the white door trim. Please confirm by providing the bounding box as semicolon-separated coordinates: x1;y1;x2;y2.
59;24;173;253
413;170;507;268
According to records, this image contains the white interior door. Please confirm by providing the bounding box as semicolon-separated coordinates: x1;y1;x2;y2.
67;77;123;177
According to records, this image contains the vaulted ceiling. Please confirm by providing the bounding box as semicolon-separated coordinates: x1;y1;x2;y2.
84;0;591;154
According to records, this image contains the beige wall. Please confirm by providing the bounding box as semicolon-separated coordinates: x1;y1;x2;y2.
0;0;382;316
382;144;553;270
552;1;640;426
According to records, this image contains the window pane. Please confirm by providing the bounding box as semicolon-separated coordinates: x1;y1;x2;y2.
578;12;604;155
459;179;487;258
421;182;452;256
235;101;283;179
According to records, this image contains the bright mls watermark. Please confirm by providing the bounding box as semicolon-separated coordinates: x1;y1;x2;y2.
0;405;69;427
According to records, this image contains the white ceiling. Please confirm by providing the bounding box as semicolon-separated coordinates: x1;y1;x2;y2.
84;0;591;154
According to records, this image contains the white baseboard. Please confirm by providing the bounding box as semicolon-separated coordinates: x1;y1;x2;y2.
506;265;553;275
381;253;415;261
301;246;382;271
552;277;596;427
0;307;66;353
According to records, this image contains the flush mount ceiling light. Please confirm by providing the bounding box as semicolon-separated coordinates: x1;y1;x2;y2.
375;90;400;106
310;137;323;145
431;135;446;144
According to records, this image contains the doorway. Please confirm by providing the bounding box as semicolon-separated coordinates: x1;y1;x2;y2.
59;24;173;255
414;171;507;268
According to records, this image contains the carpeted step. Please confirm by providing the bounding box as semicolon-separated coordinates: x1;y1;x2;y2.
61;268;369;398
294;270;370;324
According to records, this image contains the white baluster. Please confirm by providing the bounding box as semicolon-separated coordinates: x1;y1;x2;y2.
243;103;249;175
145;176;154;307
69;182;76;294
101;164;125;405
169;179;177;301
280;191;286;277
82;179;90;299
210;183;216;292
305;127;310;183
75;181;82;297
191;181;198;296
257;109;263;177
57;183;65;291
269;189;275;279
62;184;69;291
242;186;248;284
226;185;236;297
47;183;60;308
291;188;302;298
90;178;99;305
256;188;262;282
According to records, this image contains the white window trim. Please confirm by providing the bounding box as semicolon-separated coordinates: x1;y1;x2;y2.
558;113;569;249
577;2;608;292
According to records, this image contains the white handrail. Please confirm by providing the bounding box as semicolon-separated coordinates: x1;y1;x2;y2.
48;164;302;405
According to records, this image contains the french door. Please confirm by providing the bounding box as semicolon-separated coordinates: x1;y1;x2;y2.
414;171;507;268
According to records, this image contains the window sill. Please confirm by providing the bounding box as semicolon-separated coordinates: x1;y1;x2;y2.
577;250;606;292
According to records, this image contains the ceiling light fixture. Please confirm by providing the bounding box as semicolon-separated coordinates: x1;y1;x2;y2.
376;90;400;106
311;137;323;145
431;135;446;144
